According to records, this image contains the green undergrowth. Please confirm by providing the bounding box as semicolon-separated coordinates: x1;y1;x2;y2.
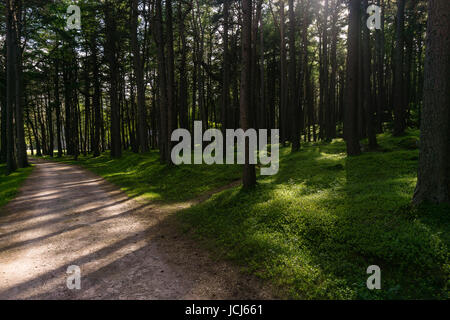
177;130;449;299
39;130;449;299
0;164;34;211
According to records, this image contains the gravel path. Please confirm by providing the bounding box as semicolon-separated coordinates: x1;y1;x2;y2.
0;160;272;300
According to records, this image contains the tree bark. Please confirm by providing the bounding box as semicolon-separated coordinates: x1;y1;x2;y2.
6;0;17;174
221;0;230;134
131;0;149;153
241;0;256;188
12;0;28;168
289;0;300;152
363;0;377;149
154;0;169;163
413;0;450;204
344;0;361;156
393;0;406;136
104;0;122;158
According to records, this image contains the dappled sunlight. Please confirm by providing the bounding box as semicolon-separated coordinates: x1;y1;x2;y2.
179;132;449;299
0;159;270;300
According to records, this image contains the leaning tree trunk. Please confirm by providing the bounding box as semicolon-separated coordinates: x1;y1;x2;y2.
413;0;450;205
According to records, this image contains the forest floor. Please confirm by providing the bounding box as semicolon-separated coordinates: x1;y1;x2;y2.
178;130;449;299
0;159;272;299
1;130;448;299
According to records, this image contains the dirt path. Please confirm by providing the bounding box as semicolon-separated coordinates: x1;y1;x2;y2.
0;160;272;300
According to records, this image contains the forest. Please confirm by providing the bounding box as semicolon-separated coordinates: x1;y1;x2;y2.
0;0;448;300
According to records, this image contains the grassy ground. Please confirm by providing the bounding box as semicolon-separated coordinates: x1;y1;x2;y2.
0;164;34;210
178;130;449;299
40;130;449;299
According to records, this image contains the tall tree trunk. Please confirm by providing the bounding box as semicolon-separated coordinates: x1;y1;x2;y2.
344;0;361;156
178;2;189;130
12;0;28;168
322;0;331;141
46;82;54;157
166;0;176;164
413;0;450;204
289;0;300;152
393;0;406;136
241;0;256;188
279;1;288;144
104;1;122;158
154;0;169;163
131;0;149;153
375;0;386;133
328;0;338;139
54;57;63;157
259;10;266;131
1;64;6;163
91;35;101;157
63;61;72;155
221;0;230;134
363;0;377;149
6;0;17;174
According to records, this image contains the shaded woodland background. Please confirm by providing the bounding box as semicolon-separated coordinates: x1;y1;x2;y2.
0;0;448;203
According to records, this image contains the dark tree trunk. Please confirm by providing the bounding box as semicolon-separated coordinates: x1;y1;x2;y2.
279;2;288;144
166;0;176;164
413;0;450;205
289;0;300;152
1;66;6;163
240;0;256;188
54;57;63;157
344;0;361;156
329;0;338;139
6;0;17;174
363;0;377;149
221;0;230;134
12;0;28;168
131;0;149;153
154;0;169;163
90;35;101;158
322;0;331;141
104;1;122;158
46;82;54;157
178;2;189;130
393;0;406;136
375;0;386;133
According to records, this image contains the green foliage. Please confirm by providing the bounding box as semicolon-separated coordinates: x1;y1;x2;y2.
178;131;449;299
0;164;34;211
